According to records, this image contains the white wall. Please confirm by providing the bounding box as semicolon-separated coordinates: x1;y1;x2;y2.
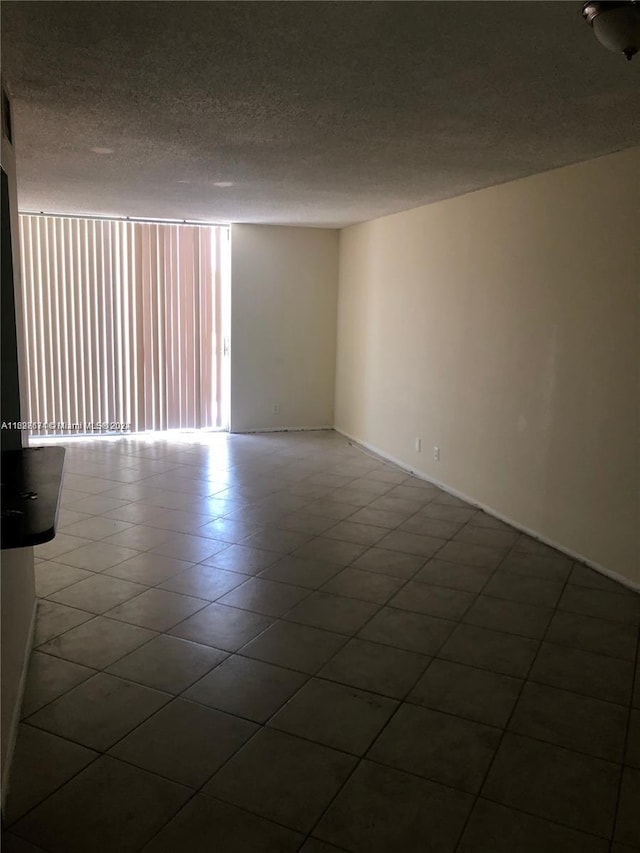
230;224;339;432
1;78;36;802
335;147;640;586
1;548;36;798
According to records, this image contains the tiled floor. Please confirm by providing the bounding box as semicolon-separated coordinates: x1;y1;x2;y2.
2;429;639;853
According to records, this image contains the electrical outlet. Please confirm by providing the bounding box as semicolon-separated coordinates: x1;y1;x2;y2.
414;438;422;452
272;403;280;414
433;446;440;461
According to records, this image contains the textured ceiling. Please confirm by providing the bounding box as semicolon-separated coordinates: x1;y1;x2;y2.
2;1;640;227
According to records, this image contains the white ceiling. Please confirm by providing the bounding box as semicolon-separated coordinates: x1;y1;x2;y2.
2;1;640;228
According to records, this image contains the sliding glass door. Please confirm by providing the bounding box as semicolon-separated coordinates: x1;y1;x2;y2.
18;215;229;435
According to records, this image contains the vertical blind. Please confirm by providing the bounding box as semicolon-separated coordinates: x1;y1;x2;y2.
18;215;227;434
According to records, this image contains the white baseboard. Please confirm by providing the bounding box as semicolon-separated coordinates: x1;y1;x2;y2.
230;426;335;434
1;596;37;812
335;427;640;594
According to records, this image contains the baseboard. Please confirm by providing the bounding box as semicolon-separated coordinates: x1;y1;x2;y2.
335;427;640;594
1;596;37;813
230;426;335;434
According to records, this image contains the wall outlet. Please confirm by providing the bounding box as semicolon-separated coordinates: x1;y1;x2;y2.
433;446;440;461
414;438;422;452
272;403;280;414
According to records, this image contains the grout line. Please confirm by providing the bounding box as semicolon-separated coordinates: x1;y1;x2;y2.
294;524;497;847
449;535;554;851
607;622;640;853
4;742;102;845
449;532;631;852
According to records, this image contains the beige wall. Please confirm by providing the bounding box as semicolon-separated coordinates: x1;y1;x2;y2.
230;224;339;432
335;148;640;586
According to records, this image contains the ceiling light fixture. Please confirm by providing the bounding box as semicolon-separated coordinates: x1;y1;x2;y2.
582;1;640;60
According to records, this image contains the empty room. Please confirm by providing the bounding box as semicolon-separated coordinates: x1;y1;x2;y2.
1;2;639;852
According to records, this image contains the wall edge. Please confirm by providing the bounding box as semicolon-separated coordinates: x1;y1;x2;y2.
335;427;640;594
